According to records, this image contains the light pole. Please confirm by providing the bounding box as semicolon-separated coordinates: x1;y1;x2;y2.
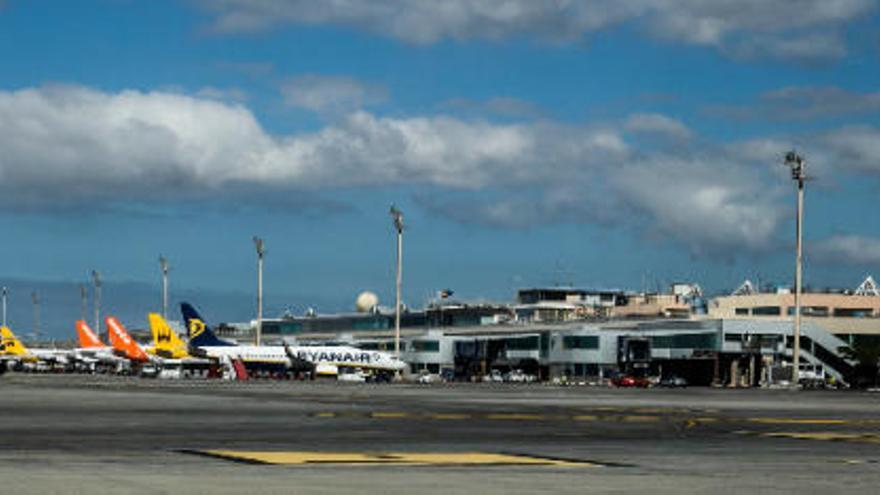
1;286;7;328
253;236;265;347
390;205;404;358
785;150;806;389
31;291;40;342
79;284;88;322
159;255;169;319
91;270;102;342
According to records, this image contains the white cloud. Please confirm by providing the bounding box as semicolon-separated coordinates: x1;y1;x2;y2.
280;75;387;114
707;86;880;121
195;0;876;61
4;84;876;258
813;235;880;265
625;113;691;140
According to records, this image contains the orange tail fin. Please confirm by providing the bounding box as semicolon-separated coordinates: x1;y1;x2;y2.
106;316;149;362
76;320;105;348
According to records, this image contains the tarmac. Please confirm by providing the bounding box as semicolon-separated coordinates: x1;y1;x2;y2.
3;373;880;494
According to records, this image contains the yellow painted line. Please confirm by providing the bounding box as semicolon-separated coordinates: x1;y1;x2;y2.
371;412;410;419
760;432;880;444
747;418;849;425
430;413;472;420
195;450;599;467
314;412;336;418
621;415;661;423
572;415;598;422
485;413;548;421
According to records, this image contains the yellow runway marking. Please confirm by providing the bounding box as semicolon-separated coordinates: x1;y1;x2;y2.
621;415;661;423
370;412;410;419
573;415;598;421
430;413;472;420
193;450;600;467
485;413;548;421
760;432;880;444
747;418;849;425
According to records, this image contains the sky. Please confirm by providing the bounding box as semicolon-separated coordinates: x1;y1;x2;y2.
0;0;879;338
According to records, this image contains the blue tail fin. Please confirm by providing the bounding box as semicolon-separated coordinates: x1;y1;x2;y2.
180;302;233;347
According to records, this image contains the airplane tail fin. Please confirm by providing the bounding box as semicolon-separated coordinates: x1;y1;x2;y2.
76;320;105;348
106;316;149;362
0;326;29;356
181;302;232;347
148;313;190;358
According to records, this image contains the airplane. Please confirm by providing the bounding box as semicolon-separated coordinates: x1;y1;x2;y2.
71;320;129;371
147;313;192;359
181;302;406;377
0;326;70;369
106;316;151;363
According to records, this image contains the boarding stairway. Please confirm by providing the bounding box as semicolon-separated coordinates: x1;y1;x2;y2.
778;321;854;384
722;319;855;385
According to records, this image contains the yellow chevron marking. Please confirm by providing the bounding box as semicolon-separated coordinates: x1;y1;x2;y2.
197;450;600;467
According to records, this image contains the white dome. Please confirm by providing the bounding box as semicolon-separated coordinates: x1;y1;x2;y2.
355;291;379;313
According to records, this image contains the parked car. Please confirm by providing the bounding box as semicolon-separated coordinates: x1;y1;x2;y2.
337;368;367;383
612;375;651;388
659;375;688;388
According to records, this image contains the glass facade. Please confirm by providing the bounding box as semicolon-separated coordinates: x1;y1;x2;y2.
651;332;717;350
562;335;600;350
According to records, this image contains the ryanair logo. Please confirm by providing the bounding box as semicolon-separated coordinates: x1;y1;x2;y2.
188;319;206;339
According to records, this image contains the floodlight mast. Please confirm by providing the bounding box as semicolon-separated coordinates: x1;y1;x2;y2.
31;291;40;342
1;286;7;328
253;236;265;347
91;270;102;342
390;205;404;359
79;284;88;322
785;151;806;389
159;255;169;319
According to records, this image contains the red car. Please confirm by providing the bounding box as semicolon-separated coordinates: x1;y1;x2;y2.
612;375;651;388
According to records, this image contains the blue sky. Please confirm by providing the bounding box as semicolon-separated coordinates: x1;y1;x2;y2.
0;0;879;338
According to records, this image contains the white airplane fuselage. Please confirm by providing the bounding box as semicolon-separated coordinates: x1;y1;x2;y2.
194;344;405;373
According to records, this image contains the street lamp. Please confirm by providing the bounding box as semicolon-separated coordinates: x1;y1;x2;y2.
784;150;807;389
389;205;404;358
31;291;40;342
1;286;7;328
159;255;170;319
91;270;102;342
253;236;265;347
79;284;88;322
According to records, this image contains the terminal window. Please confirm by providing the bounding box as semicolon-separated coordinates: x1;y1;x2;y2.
411;340;440;352
752;306;781;316
562;335;599;350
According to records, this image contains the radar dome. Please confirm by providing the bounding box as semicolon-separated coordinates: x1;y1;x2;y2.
355;291;379;313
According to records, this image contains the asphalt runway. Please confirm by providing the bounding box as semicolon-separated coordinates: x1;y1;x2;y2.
3;374;880;494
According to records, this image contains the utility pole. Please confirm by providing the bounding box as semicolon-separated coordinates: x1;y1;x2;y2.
91;270;102;342
390;205;404;358
253;236;265;347
79;284;88;322
1;286;7;328
31;291;40;342
159;255;169;319
785;151;806;389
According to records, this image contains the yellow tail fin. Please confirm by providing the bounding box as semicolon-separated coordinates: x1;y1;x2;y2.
148;313;190;359
0;326;30;357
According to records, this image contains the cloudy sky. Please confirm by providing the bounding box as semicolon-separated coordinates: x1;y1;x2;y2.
1;0;879;337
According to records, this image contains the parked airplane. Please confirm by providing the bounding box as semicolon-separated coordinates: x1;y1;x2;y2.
106;316;151;363
0;326;70;367
181;302;406;376
147;313;192;359
72;320;129;370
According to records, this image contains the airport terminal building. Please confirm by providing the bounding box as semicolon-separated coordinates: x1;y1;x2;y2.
225;280;880;386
